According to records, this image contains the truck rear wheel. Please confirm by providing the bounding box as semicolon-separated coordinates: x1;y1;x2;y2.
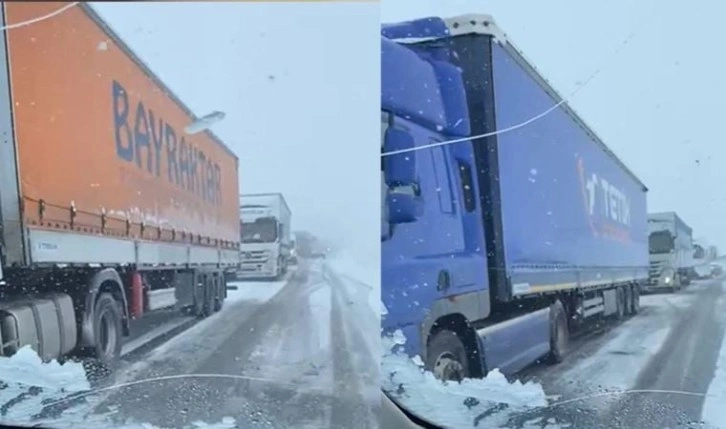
275;257;283;280
548;300;568;364
616;287;625;320
624;285;633;316
425;330;470;382
632;285;640;314
193;274;210;318
89;293;123;365
202;276;215;317
214;276;224;312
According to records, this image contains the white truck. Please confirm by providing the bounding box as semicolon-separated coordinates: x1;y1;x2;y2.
238;193;292;279
647;212;695;291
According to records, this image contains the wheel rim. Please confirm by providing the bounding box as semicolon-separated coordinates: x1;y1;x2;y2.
98;309;117;357
433;354;464;382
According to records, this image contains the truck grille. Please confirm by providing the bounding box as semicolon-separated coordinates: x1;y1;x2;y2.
241;250;269;264
648;260;664;282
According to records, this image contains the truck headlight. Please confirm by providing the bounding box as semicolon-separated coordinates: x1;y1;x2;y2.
661;268;675;285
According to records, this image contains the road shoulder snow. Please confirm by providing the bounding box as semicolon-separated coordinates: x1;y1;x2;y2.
701;282;726;427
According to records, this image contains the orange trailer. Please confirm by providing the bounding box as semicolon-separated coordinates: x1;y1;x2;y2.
0;3;240;364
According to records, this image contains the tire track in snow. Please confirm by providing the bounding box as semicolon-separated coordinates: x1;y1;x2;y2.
602;279;726;429
325;265;378;429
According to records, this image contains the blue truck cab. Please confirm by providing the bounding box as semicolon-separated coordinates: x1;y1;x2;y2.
381;15;649;381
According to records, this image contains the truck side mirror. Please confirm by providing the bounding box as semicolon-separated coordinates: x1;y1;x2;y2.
383;128;417;187
383;128;420;224
386;192;421;224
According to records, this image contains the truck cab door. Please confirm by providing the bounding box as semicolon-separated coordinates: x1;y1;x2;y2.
434;140;490;303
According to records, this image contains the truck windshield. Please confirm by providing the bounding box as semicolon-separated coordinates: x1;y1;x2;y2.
649;230;675;254
241;217;278;243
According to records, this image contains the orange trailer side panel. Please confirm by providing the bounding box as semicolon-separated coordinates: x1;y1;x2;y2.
5;3;240;248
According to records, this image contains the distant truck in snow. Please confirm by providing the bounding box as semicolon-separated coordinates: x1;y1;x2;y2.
238;193;292;279
647;212;694;291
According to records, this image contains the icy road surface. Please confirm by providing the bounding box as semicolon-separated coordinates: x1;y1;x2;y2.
0;259;378;429
384;277;726;429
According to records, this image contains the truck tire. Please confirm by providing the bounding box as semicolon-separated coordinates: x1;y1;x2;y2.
623;285;633;316
548;300;568;364
89;293;123;366
632;285;640;314
203;276;215;317
214;276;224;312
193;275;208;318
425;330;470;382
616;287;625;320
275;257;283;280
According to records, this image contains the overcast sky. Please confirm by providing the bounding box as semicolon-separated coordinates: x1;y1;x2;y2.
91;1;380;260
383;0;726;250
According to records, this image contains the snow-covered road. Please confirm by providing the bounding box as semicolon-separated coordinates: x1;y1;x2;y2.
0;273;291;428
384;277;726;429
0;259;378;429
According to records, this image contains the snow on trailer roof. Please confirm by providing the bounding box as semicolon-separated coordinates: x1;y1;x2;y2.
382;13;648;193
382;14;507;44
82;3;238;162
648;211;693;235
239;193;291;214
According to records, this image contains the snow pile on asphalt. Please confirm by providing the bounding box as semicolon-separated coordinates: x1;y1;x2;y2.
0;346;90;425
701;282;726;428
0;345;238;429
381;330;547;428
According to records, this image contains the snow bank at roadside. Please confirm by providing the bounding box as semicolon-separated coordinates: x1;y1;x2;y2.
0;345;239;429
0;346;90;425
701;284;726;428
381;330;548;428
325;250;380;318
